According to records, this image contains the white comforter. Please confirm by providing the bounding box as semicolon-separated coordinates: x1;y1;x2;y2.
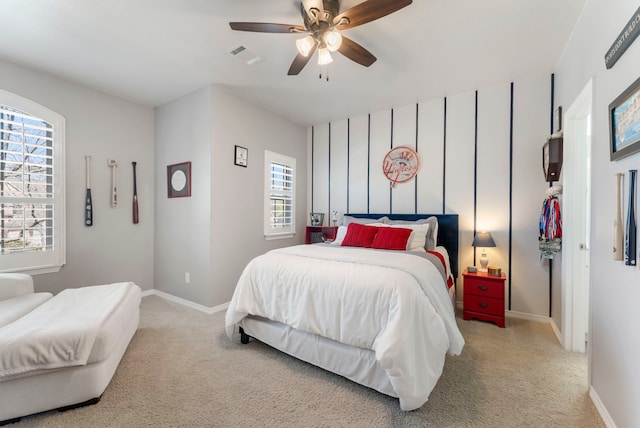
225;245;464;411
0;282;136;381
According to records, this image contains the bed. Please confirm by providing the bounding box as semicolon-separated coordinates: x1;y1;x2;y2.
225;214;463;411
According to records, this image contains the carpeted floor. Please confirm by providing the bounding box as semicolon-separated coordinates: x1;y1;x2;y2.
13;295;604;427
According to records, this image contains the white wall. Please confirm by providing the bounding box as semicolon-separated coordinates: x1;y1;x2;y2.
210;86;307;306
155;86;213;305
308;77;552;317
155;85;307;307
556;0;640;426
0;59;155;293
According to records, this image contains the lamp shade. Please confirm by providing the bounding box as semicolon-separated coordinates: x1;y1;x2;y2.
324;30;342;52
472;231;496;248
317;47;333;65
296;35;315;57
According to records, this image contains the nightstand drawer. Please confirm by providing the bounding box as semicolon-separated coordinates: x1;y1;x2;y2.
463;294;504;317
463;277;504;299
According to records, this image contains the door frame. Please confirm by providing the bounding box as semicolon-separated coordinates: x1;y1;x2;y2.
561;78;593;358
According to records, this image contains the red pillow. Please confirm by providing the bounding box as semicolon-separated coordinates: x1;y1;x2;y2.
341;223;379;248
371;227;412;250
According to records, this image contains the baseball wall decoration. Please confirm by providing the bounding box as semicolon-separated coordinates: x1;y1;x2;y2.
382;146;419;187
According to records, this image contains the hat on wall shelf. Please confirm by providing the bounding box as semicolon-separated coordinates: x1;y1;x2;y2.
472;231;497;271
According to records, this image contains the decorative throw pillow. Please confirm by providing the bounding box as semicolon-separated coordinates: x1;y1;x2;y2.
370;226;412;250
341;223;379;248
368;223;429;251
387;217;438;250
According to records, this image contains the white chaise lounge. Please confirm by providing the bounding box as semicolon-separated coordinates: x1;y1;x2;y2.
0;274;141;424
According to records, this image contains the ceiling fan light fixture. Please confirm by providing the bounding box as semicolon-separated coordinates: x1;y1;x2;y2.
317;47;333;65
324;30;342;52
296;35;315;57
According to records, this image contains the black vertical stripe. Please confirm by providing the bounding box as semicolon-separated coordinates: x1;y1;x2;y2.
548;73;555;317
415;103;419;214
328;123;331;225
443;97;447;214
550;74;555;135
390;109;394;214
473;90;479;266
347;118;350;214
508;82;514;310
367;114;371;213
311;126;315;214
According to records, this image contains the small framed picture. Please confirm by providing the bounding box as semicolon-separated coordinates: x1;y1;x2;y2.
167;161;191;198
234;145;248;167
610;75;640;161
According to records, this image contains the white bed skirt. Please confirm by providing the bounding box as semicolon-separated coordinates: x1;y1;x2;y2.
239;316;397;398
239;282;458;401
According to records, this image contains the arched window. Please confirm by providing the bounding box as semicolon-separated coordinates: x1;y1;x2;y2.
0;90;65;273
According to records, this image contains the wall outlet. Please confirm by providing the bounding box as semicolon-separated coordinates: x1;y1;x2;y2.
185;272;190;284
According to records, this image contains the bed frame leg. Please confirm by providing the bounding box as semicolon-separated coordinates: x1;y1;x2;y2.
239;327;250;344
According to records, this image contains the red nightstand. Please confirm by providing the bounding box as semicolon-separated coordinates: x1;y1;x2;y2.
305;226;338;244
463;269;506;328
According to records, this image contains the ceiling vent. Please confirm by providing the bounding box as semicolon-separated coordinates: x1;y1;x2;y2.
229;45;263;65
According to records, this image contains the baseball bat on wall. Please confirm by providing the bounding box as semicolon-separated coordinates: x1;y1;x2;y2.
85;155;93;226
614;173;624;260
624;169;637;266
132;161;139;224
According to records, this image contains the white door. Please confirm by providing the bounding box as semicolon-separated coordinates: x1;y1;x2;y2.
562;79;592;354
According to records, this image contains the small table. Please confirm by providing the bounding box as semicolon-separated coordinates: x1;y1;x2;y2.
305;226;338;244
462;269;506;328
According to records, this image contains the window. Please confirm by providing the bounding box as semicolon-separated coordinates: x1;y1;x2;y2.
0;90;65;273
264;150;295;239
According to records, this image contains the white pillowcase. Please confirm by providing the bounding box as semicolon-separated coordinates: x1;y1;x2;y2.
332;226;348;245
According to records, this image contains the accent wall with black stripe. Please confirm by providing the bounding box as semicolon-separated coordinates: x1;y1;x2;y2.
307;76;553;318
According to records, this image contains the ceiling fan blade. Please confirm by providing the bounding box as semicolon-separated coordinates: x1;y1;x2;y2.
333;0;412;30
229;22;305;33
288;43;318;75
338;36;377;67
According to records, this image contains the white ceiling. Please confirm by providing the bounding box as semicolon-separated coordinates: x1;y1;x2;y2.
0;0;587;126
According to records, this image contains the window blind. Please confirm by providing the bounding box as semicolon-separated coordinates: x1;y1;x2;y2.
264;151;295;238
0;105;55;255
269;162;293;229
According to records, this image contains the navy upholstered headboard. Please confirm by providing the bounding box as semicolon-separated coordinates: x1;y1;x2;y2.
344;213;460;280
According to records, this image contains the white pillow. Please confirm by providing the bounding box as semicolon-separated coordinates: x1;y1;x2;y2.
342;215;389;226
332;225;348;245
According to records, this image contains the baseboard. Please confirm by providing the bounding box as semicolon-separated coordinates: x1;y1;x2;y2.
456;302;552;325
589;386;617;428
549;317;562;344
141;289;229;314
506;309;551;324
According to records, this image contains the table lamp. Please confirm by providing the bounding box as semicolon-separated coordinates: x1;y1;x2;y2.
472;231;496;271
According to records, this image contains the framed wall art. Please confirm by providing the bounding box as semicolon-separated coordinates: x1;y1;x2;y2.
167;161;191;198
234;145;248;167
610;75;640;161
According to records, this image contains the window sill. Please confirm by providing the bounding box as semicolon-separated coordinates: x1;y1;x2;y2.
264;232;296;241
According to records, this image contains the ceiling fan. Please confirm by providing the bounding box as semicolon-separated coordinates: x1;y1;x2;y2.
229;0;413;76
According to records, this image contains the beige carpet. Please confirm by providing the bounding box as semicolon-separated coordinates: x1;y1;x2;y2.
13;295;604;427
